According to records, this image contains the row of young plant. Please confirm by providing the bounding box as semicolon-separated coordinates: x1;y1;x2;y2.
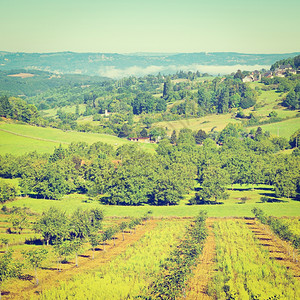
278;217;300;237
140;211;208;299
40;219;189;299
0;208;150;297
252;208;300;249
209;219;300;299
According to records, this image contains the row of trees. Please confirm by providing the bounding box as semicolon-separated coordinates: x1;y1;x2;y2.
0;124;299;205
0;207;150;295
0;96;41;124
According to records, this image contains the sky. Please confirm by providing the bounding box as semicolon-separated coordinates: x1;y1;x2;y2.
1;0;299;54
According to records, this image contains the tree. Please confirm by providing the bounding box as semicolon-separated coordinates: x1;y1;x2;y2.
10;211;28;234
22;248;48;285
119;222;127;241
118;123;131;138
0;96;12;118
140;128;148;138
196;163;230;203
194;129;207;144
170;130;177;145
163;78;172;99
284;90;298;109
0;182;17;203
0;250;22;299
0;239;9;252
53;240;74;272
234;70;244;80
33;207;69;245
88;233;100;259
290;129;300;148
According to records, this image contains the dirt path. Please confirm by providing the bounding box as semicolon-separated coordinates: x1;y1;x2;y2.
244;218;300;280
4;220;158;299
182;218;216;300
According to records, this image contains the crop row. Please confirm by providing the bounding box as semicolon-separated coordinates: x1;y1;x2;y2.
142;211;208;299
279;217;300;236
40;219;189;299
209;219;300;299
252;208;300;249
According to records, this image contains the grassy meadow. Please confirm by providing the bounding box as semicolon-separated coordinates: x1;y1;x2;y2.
249;117;300;138
4;184;300;218
0;122;156;155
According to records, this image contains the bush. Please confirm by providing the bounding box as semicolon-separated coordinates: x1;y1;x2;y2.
0;181;17;203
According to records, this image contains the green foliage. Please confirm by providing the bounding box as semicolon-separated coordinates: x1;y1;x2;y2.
209;220;300;299
252;208;300;249
9;210;28;234
0;181;17;203
41;219;188;299
0;250;22;290
33;207;69;245
195;164;230;203
145;212;207;299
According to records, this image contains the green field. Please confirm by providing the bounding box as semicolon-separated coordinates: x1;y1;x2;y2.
41;104;86;118
0;123;156;155
153;113;242;135
4;184;300;217
249;117;300;138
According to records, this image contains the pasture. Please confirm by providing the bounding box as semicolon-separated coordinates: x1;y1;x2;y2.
0;123;156;155
4;184;300;218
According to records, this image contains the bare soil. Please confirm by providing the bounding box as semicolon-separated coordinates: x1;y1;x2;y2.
182;218;216;300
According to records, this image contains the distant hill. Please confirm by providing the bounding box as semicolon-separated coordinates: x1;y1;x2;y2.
270;55;300;70
1;51;299;78
0;69;110;97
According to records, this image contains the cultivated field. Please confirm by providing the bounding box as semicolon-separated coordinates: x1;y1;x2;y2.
1;214;299;299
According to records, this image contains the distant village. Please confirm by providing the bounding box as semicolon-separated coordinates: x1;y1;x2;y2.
242;64;298;83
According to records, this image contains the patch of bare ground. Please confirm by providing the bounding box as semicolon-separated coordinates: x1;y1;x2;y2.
244;218;300;280
7;73;34;78
3;220;158;300
182;218;217;300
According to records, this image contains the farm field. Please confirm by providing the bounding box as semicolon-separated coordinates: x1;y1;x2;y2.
41;219;189;299
153;113;241;135
249;117;300;138
0;217;189;299
154;83;300;137
208;219;300;299
1;214;299;299
0;123;156;155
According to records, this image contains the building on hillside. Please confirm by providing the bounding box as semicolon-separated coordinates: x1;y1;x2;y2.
274;64;296;77
242;71;261;83
263;71;273;78
128;137;151;143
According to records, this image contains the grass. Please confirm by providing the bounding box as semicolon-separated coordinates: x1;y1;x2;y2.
154;83;299;137
41;104;86;118
249;117;300;138
3;185;300;218
153;113;241;135
0;123;157;155
210;220;300;299
0;129;59;155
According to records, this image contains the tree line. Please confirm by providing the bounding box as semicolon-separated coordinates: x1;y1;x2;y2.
0;125;299;205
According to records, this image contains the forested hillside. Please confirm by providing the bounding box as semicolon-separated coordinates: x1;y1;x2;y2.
0;69;109;97
1;51;299;77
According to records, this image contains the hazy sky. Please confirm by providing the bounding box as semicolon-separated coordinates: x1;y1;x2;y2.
1;0;299;53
